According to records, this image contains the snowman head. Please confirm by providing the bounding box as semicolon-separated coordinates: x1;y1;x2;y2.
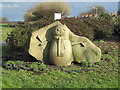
53;24;69;37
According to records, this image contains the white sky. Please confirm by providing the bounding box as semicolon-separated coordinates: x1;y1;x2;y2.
0;1;119;21
1;0;120;2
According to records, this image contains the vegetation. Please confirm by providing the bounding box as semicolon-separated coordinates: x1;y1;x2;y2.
1;7;120;88
2;27;119;88
24;2;71;21
79;5;112;21
6;18;115;50
113;15;120;36
96;12;112;20
79;5;109;16
0;23;13;41
2;43;119;88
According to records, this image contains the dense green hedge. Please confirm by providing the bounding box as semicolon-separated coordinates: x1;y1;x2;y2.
6;18;114;51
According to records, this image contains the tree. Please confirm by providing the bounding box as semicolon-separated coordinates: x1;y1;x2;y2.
97;12;112;20
117;9;120;15
79;5;113;20
0;17;8;22
24;2;71;21
79;5;109;17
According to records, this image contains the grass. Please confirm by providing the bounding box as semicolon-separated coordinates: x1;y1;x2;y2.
2;44;119;88
0;23;13;89
1;23;119;88
0;23;13;41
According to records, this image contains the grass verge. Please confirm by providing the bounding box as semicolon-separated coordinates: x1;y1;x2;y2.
0;23;13;42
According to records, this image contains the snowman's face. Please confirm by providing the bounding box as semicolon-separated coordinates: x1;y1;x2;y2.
54;25;69;37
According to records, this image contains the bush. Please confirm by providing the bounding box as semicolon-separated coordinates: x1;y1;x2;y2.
60;17;94;40
114;23;120;36
6;18;114;51
97;12;112;20
6;19;54;50
83;19;114;39
113;15;120;36
6;24;36;50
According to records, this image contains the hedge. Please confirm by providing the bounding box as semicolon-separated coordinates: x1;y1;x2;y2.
6;18;114;51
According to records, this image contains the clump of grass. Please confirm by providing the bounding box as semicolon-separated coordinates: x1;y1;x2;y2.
80;61;93;67
26;62;46;71
99;40;104;43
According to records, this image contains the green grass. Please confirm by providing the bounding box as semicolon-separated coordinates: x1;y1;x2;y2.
0;23;13;89
2;63;118;88
1;23;119;88
0;23;13;41
2;47;119;88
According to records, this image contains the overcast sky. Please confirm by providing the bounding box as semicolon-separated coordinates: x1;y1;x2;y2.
0;0;119;21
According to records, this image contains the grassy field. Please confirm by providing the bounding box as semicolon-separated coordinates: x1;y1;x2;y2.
0;23;13;89
0;23;13;42
2;49;119;88
1;23;119;88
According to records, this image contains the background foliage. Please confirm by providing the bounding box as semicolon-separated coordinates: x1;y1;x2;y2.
113;15;120;36
6;18;115;51
79;5;109;16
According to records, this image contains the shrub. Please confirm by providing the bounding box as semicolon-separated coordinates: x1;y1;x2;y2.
6;18;114;51
6;19;54;50
60;18;94;40
6;24;36;50
83;19;114;39
114;23;120;36
96;12;112;20
113;15;120;36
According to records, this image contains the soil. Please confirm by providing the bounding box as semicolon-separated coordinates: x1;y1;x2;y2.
94;35;120;53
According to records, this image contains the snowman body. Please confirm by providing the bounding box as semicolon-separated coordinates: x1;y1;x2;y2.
50;25;73;66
